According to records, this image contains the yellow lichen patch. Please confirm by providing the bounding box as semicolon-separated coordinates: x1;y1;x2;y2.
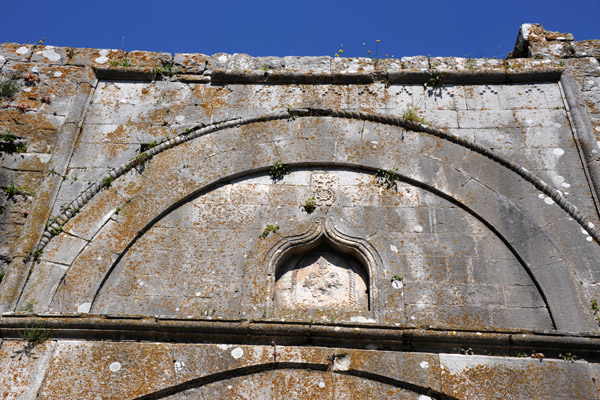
441;358;595;399
0;340;55;399
50;244;118;312
127;50;168;68
63;184;124;240
37;341;175;399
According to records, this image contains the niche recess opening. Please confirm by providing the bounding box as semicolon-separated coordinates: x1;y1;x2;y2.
274;238;370;312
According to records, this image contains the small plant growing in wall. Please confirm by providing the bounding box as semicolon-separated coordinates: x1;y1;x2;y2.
424;70;444;90
402;107;429;125
563;43;576;57
591;298;600;325
460;347;474;355
287;105;299;120
31;249;43;263
153;63;182;77
135;152;153;165
362;39;387;66
376;168;399;189
0;76;19;98
559;353;577;362
269;162;290;182
4;181;24;198
423;56;444;91
260;224;279;239
102;176;115;188
109;56;134;67
19;301;35;313
0;131;27;153
49;224;63;235
302;197;317;214
12;319;52;358
140;140;158;152
19;320;52;346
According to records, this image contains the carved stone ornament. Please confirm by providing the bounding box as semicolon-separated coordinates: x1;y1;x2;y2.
275;248;368;310
312;173;337;206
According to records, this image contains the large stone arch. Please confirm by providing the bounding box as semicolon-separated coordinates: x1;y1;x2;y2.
136;363;458;400
18;115;599;332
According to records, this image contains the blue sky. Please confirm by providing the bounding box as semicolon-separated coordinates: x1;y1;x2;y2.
1;0;598;59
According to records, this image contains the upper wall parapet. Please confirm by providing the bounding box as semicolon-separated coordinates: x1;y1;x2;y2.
0;31;577;86
2;24;597;82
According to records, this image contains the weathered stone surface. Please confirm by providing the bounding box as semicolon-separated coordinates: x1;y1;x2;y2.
440;354;597;399
0;340;56;399
173;52;208;74
2;23;600;399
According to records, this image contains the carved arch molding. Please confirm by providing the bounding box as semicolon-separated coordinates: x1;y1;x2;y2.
16;114;598;331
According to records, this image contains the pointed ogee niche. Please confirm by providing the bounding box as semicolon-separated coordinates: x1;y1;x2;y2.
275;246;369;311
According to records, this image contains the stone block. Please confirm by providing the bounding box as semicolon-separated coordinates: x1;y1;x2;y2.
405;303;495;330
472;257;533;285
463;84;502;110
440;354;597;399
29;45;67;65
37;341;176;399
498;83;555;109
385;84;423;111
207;53;231;69
331;57;376;74
0;43;33;63
173;52;208;74
423;84;467;111
227;54;283;71
126;50;171;68
49;243;118;313
68;141;139;169
39;232;88;266
458;109;519;129
0;340;56;399
283;56;331;72
18;260;68;312
66;47;121;66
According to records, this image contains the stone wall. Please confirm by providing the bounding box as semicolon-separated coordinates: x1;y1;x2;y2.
1;24;600;399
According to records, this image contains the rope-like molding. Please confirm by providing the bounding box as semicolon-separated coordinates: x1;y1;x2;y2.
35;107;600;256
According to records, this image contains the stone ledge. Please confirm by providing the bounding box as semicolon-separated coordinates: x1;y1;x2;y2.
92;63;564;84
2;315;600;360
